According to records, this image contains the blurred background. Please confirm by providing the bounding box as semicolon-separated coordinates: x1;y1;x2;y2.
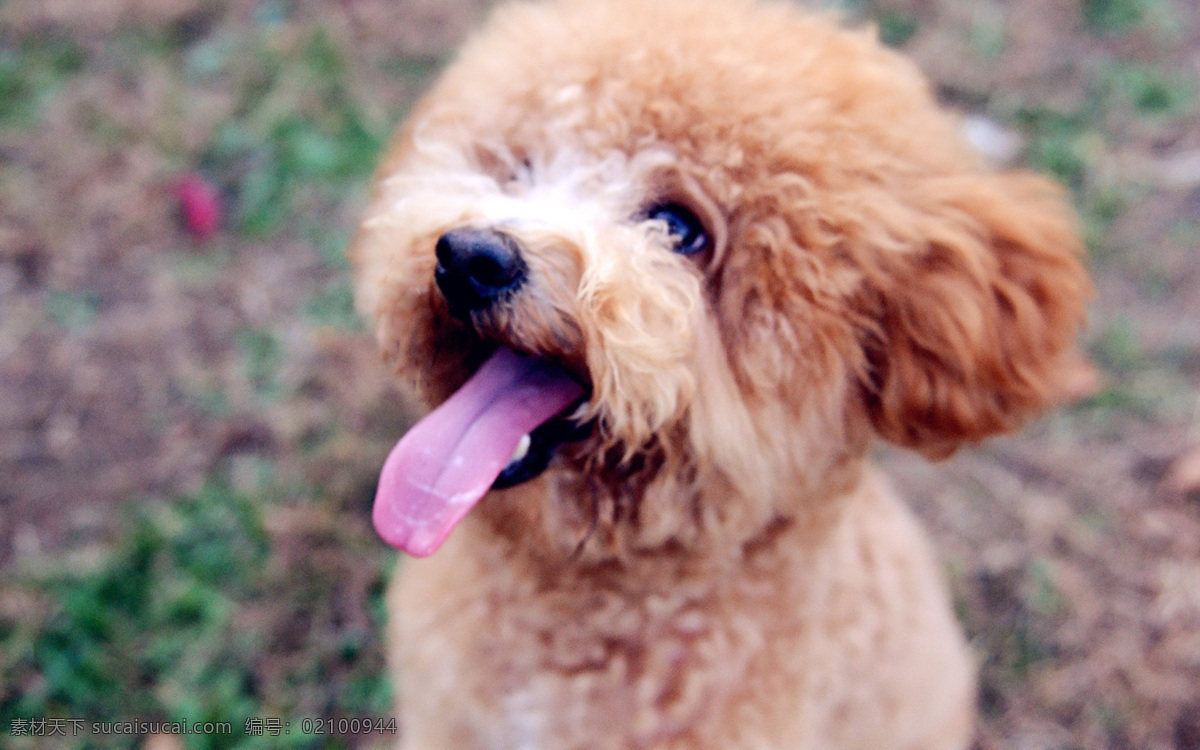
0;0;1197;748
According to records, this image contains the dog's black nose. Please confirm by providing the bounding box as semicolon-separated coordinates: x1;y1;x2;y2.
434;228;527;315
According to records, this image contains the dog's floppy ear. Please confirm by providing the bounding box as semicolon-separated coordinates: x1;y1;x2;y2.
857;171;1091;458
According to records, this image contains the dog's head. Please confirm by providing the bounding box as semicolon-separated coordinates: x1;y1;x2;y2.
352;0;1090;558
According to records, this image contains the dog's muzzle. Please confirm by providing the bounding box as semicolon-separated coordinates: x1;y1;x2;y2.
435;228;527;317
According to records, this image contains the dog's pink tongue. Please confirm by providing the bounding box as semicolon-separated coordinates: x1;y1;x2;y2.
374;347;583;556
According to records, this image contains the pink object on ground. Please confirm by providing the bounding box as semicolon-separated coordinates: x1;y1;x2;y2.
174;174;222;240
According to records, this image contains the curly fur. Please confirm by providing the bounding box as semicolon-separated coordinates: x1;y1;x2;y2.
351;0;1090;747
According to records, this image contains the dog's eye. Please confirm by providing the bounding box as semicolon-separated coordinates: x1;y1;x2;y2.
646;203;709;256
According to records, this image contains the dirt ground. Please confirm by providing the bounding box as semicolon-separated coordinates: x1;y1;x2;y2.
1;0;1198;748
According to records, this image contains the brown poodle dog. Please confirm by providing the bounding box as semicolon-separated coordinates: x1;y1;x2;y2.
351;0;1090;747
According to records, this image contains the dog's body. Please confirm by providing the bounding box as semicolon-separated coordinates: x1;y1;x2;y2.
388;467;973;749
352;1;1089;748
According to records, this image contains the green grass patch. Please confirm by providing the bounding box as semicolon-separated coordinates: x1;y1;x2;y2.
1090;317;1142;375
1003;619;1053;675
0;35;88;128
1167;218;1200;247
969;12;1007;60
1025;558;1068;618
1104;61;1195;119
1084;0;1150;33
236;327;285;401
42;289;100;332
191;385;236;419
378;53;446;85
1075;315;1194;429
877;10;919;47
303;281;362;332
819;0;871;18
1;478;393;749
2;483;268;747
1013;82;1159;257
311;226;354;272
201;30;390;239
112;26;180;67
1016;108;1099;191
817;0;920;44
1082;0;1178;35
1012;107;1104;199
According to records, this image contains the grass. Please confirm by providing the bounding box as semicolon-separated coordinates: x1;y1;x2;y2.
198;29;390;239
303;280;362;332
236;328;285;402
816;0;921;47
42;289;100;333
1104;60;1195;118
1083;0;1180;35
1;476;394;750
0;34;86;128
876;9;919;47
2;13;404;744
1073;316;1199;431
